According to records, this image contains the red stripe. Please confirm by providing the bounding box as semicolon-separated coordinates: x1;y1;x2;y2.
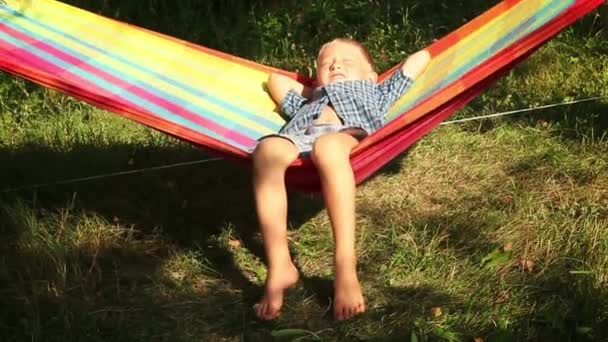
360;0;601;153
426;0;523;57
0;22;255;148
350;0;604;188
0;44;248;159
0;39;124;105
285;0;603;191
380;0;524;80
1;0;602;192
101;12;304;79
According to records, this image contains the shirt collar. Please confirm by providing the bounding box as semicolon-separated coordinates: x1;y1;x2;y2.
312;86;327;100
312;79;375;100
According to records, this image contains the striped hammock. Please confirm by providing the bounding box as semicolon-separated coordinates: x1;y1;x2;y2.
0;0;602;191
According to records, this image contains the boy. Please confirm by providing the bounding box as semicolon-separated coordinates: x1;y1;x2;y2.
253;38;430;321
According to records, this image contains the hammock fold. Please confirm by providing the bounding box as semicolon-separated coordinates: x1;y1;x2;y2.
0;0;603;191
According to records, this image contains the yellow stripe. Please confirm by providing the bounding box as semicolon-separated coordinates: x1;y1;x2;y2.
387;0;563;118
4;0;569;135
1;6;282;135
391;0;544;103
52;0;279;116
5;0;284;132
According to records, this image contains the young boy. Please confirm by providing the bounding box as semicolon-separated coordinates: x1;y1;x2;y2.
252;38;430;321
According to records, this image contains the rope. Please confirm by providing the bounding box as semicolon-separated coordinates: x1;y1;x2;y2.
2;95;605;193
1;157;222;193
441;95;607;125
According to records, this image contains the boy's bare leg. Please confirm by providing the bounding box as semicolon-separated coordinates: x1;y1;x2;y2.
311;132;365;321
252;137;300;320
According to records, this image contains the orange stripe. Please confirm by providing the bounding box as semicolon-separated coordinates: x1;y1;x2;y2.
120;17;316;86
378;1;524;81
355;0;590;153
0;56;247;158
124;19;283;75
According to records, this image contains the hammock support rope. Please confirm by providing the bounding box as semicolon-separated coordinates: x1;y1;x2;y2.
0;0;603;191
3;95;605;194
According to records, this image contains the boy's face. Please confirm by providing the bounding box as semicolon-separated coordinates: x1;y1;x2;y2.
316;41;377;87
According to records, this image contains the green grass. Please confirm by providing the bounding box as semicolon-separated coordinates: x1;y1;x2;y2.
1;0;608;341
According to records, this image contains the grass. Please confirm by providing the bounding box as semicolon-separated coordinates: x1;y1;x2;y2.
1;0;608;340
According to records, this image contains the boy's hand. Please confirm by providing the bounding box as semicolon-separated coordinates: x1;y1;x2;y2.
267;73;313;105
401;50;431;80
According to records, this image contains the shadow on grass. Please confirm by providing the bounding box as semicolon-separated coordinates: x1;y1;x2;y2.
2;0;605;339
0;240;322;341
499;148;608;338
359;154;608;340
459;58;608;143
0;141;326;339
457;98;608;150
0;140;468;340
517;265;608;341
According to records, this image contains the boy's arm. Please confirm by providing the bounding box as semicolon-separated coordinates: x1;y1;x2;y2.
267;73;313;105
376;49;432;115
400;50;431;80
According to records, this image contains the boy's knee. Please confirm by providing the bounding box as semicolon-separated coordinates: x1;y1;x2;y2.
253;137;298;166
311;133;353;166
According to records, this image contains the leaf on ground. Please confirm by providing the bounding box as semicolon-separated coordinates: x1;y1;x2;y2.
431;306;443;317
432;327;461;342
271;328;320;340
228;238;241;248
191;278;205;294
168;270;185;281
519;259;535;272
576;326;593;336
481;247;512;269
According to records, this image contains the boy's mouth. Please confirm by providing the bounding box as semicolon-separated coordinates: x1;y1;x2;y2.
330;73;345;80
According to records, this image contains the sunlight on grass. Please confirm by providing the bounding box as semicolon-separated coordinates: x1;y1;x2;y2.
1;0;607;341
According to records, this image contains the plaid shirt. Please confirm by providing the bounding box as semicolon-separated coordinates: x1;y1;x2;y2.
279;69;414;135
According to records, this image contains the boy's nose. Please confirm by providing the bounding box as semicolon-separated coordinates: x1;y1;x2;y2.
330;63;342;71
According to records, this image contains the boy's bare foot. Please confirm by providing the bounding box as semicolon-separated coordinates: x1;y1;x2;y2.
333;270;366;320
255;262;299;320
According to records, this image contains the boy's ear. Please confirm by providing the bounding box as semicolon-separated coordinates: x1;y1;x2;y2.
368;72;378;83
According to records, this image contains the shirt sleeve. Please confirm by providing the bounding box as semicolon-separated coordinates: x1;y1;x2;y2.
279;89;307;118
377;68;415;110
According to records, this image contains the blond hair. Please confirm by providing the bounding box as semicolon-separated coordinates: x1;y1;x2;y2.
318;38;375;71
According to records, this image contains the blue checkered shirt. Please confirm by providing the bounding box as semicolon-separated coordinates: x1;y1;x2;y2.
279;69;414;135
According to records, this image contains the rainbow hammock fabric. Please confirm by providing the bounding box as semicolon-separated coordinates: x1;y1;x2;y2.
0;0;603;191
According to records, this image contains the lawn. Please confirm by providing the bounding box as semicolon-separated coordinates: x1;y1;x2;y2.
1;0;608;341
